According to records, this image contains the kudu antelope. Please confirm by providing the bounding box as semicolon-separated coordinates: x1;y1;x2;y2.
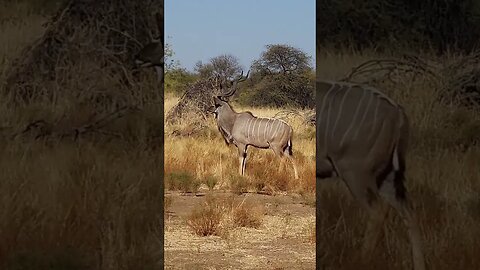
209;71;299;180
317;80;425;270
134;13;164;83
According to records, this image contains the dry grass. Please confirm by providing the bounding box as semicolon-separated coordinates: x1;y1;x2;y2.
186;194;264;237
231;201;263;229
165;192;315;269
318;49;480;270
0;4;163;270
165;171;201;193
186;198;224;236
165;194;173;211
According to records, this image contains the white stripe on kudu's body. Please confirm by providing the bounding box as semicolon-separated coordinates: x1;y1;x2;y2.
210;71;299;180
247;118;254;139
317;80;425;270
264;119;271;141
354;91;374;140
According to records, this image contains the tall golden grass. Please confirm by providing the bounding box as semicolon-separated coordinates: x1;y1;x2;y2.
318;49;480;269
0;3;163;269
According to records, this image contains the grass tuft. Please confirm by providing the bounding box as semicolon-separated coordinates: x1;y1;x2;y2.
186;195;264;236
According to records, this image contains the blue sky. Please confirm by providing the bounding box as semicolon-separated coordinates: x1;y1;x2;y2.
165;1;315;71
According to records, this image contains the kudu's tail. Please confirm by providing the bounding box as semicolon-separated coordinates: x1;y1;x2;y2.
287;138;293;156
287;139;293;156
391;108;409;201
287;126;294;156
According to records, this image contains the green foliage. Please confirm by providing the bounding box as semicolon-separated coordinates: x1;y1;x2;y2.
164;67;197;95
203;175;218;191
163;42;196;95
166;42;315;108
194;54;243;81
238;71;315;108
164;43;181;71
237;44;315;108
165;171;200;193
252;44;312;75
318;0;480;53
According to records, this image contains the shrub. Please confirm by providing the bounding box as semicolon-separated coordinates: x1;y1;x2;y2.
186;195;264;236
186;203;223;236
203;175;218;191
165;171;200;193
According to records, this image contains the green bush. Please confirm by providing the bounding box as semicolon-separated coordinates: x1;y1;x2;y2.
165;171;200;193
203;175;218;191
164;68;197;96
238;71;315;109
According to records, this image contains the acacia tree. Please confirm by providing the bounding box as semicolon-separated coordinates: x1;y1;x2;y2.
241;44;314;109
164;42;196;95
164;42;180;71
194;54;242;81
251;44;311;75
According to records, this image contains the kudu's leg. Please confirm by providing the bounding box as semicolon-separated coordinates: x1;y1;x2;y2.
278;157;286;173
341;170;388;259
284;148;299;180
237;144;247;176
242;146;248;176
271;145;286;174
363;199;389;258
379;172;425;270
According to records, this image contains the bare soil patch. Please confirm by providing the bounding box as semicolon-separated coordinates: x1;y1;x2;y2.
164;191;315;270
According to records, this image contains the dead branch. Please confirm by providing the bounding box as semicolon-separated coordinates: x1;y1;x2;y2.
166;76;223;125
10;105;139;141
341;55;439;85
4;0;162;107
274;109;315;126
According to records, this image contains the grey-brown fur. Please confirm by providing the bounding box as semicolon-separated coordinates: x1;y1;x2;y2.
134;40;163;83
317;80;425;270
134;12;163;79
211;72;299;179
134;29;164;83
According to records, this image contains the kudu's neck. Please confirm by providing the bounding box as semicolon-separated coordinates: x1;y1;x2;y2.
217;104;237;133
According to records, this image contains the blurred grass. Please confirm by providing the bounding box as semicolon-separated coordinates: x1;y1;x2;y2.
317;49;480;270
0;3;163;269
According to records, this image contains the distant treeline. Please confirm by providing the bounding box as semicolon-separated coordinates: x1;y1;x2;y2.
1;0;65;14
166;44;315;109
317;0;480;53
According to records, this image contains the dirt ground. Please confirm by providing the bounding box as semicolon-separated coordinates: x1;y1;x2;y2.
164;191;315;270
